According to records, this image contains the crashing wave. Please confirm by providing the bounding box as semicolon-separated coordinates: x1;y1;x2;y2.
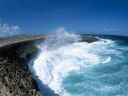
31;28;128;96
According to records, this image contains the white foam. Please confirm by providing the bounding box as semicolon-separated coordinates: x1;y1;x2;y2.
32;28;116;96
101;56;111;64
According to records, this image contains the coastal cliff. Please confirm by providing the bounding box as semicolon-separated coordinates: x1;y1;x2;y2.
0;35;98;96
0;35;44;96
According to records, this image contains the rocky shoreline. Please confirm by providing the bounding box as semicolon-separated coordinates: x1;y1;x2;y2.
0;36;44;96
0;35;99;96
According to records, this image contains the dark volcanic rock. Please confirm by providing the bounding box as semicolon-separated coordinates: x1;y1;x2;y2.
0;40;43;96
81;36;99;43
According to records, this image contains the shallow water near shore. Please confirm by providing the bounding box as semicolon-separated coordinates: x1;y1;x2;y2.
30;28;128;96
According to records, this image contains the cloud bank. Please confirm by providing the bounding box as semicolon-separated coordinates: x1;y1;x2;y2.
0;22;21;38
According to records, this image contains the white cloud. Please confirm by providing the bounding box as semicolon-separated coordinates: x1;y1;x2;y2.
0;22;21;37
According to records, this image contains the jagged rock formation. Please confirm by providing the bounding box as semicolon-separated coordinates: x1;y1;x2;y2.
0;37;43;96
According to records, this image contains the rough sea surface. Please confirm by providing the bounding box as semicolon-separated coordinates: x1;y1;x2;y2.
30;28;128;96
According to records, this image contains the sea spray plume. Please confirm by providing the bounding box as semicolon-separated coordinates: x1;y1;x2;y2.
34;30;126;96
35;27;81;84
33;27;81;95
32;31;128;96
0;22;21;37
39;27;81;51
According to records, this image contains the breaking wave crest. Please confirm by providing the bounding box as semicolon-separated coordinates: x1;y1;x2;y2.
31;28;128;96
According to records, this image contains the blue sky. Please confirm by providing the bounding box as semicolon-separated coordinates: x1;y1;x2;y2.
0;0;128;36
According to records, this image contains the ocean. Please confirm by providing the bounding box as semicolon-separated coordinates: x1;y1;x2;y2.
29;29;128;96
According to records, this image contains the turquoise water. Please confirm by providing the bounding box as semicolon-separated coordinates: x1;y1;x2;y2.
61;38;128;96
31;29;128;96
62;45;128;96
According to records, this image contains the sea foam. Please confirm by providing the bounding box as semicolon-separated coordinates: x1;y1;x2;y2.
31;28;128;96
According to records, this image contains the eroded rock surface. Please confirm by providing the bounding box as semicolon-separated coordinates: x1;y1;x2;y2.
0;39;43;96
